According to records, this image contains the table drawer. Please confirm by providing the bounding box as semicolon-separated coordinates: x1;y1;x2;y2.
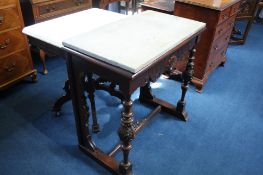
0;49;32;84
0;29;26;58
218;7;231;24
214;15;235;40
34;0;91;21
0;0;17;7
0;6;21;32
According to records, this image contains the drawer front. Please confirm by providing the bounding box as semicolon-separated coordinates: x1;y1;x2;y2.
230;1;241;16
0;7;21;32
0;29;26;58
211;31;231;56
214;15;235;40
218;7;231;24
0;49;32;84
206;45;228;73
34;0;91;21
0;0;17;7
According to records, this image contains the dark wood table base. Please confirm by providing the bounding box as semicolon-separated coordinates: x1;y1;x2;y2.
62;33;200;174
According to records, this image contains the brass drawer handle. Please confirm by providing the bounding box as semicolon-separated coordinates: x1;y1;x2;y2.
4;62;16;72
75;0;84;6
0;16;4;25
46;6;56;13
0;38;10;49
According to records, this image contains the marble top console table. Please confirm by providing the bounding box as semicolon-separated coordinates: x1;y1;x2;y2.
23;8;205;174
62;10;205;174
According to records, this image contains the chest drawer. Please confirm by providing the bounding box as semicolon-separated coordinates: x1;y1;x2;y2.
210;31;231;56
218;7;231;24
0;29;26;58
0;7;21;32
33;0;91;21
0;0;17;7
206;45;228;74
0;49;32;85
214;15;235;40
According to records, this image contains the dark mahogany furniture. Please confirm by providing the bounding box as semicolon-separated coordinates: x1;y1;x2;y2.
0;0;37;90
140;0;174;14
230;0;260;44
20;0;92;74
62;10;205;174
173;0;241;92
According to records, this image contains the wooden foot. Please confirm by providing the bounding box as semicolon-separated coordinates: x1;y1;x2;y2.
39;49;48;75
52;80;71;116
31;71;38;82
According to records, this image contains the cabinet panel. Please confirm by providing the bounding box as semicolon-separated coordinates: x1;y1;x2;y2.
0;6;21;31
0;0;17;7
0;29;27;58
0;0;36;90
0;50;33;87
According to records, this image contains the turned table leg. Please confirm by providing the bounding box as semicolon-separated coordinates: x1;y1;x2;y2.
39;49;48;75
87;73;100;133
176;48;196;121
118;96;135;175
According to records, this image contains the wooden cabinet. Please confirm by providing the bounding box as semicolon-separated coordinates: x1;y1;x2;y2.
173;0;241;92
20;0;92;25
20;0;92;74
0;0;37;90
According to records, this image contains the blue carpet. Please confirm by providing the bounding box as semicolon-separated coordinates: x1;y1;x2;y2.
0;23;263;175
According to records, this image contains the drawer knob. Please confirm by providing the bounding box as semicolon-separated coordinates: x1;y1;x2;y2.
0;38;10;49
223;14;228;20
0;16;4;25
214;45;219;51
4;62;16;72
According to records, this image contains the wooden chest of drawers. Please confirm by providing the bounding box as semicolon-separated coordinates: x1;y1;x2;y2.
174;0;241;92
0;0;37;90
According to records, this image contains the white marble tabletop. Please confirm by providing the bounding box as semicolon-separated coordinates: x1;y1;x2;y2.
22;8;126;48
63;10;206;73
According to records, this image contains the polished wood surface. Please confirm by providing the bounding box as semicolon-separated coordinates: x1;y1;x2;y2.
140;0;174;14
20;0;92;74
172;0;241;92
176;0;240;10
0;0;37;90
